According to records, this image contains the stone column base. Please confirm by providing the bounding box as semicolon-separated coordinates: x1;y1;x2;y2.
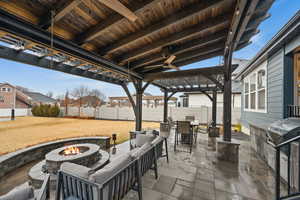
208;137;216;151
217;139;240;163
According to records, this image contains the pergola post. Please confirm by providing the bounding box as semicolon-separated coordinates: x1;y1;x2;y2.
223;51;232;142
212;90;217;127
217;50;240;163
163;90;168;123
135;80;143;131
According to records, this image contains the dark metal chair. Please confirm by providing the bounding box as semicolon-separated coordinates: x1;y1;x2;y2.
175;121;193;153
37;174;51;200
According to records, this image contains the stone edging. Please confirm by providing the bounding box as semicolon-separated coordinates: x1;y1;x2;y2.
0;136;110;179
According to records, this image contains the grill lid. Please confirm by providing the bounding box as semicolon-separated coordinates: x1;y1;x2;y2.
267;118;300;146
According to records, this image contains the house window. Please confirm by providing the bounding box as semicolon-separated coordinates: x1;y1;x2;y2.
244;80;249;109
257;69;266;109
243;61;267;112
250;74;256;109
1;87;11;92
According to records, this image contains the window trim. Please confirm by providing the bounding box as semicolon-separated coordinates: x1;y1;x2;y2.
243;61;267;113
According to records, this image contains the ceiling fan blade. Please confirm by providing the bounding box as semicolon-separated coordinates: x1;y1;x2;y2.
164;55;176;64
167;64;180;71
98;0;138;22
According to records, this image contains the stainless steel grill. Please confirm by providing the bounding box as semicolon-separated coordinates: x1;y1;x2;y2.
267;118;300;146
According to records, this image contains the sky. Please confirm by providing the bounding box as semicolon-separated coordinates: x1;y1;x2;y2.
0;0;299;99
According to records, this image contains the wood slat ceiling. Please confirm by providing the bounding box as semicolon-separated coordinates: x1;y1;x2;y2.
0;0;273;84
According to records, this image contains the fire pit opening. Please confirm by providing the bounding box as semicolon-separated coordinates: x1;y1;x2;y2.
59;146;89;156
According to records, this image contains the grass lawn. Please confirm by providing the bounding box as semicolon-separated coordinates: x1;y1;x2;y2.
0;117;159;155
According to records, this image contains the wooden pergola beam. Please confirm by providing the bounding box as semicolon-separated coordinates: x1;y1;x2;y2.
117;13;231;64
130;30;227;69
39;0;82;29
100;0;223;55
98;0;138;22
169;42;225;64
144;65;238;81
76;0;161;44
233;0;260;50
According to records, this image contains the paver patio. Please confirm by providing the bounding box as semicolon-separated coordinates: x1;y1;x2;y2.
113;131;278;200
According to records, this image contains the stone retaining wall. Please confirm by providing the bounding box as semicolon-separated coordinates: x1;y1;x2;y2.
250;124;299;189
0;137;110;179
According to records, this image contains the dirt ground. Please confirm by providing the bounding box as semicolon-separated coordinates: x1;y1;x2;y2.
0;117;159;155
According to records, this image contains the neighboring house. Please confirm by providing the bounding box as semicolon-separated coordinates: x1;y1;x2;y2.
235;11;300;171
182;81;242;108
23;91;58;106
180;58;248;108
0;83;31;109
109;93;177;108
0;83;58;117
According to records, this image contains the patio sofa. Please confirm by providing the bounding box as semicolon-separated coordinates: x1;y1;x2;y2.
55;135;165;200
0;174;50;200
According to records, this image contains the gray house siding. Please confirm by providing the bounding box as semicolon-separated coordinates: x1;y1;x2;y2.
241;48;284;130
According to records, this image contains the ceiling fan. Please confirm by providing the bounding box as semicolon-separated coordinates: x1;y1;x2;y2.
142;55;179;71
144;45;180;71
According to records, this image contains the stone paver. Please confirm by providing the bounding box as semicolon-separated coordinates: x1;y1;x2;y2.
2;129;279;200
123;130;277;200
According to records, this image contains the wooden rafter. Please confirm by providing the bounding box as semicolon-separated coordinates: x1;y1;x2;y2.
76;0;161;44
39;0;82;29
97;0;138;22
130;30;227;69
117;13;231;64
100;0;223;55
169;41;225;64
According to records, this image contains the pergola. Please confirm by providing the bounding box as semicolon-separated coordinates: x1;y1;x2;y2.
0;0;273;143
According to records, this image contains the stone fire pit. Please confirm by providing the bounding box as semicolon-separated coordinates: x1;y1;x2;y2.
45;143;100;174
28;142;109;189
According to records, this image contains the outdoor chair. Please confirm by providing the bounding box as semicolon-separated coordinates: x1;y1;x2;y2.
175;121;193;153
0;174;50;200
56;139;162;200
159;122;170;163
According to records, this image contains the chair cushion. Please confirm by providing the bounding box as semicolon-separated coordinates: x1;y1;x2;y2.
0;185;34;200
151;136;164;146
135;133;155;147
130;142;152;158
89;154;132;184
60;162;94;180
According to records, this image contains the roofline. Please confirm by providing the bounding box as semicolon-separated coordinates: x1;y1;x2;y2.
235;10;300;79
184;91;241;95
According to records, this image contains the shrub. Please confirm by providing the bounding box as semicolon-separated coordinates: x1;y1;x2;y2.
31;104;60;117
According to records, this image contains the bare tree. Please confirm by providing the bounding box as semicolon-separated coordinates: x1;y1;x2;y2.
71;86;89;116
89;89;106;118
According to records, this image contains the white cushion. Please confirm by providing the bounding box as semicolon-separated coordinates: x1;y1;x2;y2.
130;142;152;158
60;162;94;180
135;133;155;147
151;136;164;146
0;185;34;200
89;154;132;184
